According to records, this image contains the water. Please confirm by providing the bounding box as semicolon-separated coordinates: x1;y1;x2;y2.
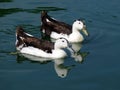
0;0;120;90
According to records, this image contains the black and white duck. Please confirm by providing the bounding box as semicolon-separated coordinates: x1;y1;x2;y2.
15;26;74;59
41;11;89;43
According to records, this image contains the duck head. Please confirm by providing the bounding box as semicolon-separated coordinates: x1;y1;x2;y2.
72;19;89;36
55;38;75;53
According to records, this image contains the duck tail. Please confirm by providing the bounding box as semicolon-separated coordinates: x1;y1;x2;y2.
41;10;56;23
16;26;26;38
16;26;28;48
41;10;47;18
41;10;48;23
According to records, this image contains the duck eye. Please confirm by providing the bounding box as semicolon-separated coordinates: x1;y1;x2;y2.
62;40;65;42
79;22;81;24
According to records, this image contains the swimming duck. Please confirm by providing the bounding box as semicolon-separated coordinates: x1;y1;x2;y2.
41;11;89;43
15;26;74;59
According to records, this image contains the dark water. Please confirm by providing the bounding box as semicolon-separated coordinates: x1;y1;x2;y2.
0;0;120;90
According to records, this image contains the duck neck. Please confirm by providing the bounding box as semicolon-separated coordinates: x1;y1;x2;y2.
54;43;62;50
68;26;83;42
72;26;80;33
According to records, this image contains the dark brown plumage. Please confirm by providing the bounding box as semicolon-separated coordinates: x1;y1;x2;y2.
41;11;72;36
16;26;54;53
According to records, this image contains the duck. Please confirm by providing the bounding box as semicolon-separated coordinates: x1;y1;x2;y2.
40;11;89;43
15;26;74;59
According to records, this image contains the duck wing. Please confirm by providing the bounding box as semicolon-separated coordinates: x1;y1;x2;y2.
16;26;54;53
41;11;72;35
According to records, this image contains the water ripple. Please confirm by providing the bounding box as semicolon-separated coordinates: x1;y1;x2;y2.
0;7;66;17
0;0;13;2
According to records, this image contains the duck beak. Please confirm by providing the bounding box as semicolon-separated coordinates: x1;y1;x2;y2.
82;25;89;36
68;44;75;54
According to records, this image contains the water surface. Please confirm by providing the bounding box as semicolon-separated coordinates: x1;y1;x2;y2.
0;0;120;90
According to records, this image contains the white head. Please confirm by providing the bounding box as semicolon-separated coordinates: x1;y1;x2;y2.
55;38;69;49
72;19;89;36
54;38;75;53
72;20;84;30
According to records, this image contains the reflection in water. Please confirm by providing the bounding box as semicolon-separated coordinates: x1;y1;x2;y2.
71;43;82;53
16;42;89;78
16;53;51;64
54;59;75;78
0;7;66;17
26;7;66;13
17;53;75;78
0;0;12;2
0;8;23;17
68;42;89;63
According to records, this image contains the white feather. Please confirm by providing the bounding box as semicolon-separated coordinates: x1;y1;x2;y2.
50;20;85;43
25;33;33;37
16;44;24;51
51;31;84;43
46;19;50;22
51;32;69;40
20;46;67;59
